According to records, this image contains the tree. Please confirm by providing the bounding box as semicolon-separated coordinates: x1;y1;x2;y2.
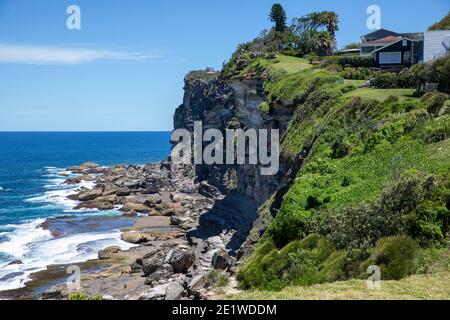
428;11;450;31
291;11;339;56
269;3;287;32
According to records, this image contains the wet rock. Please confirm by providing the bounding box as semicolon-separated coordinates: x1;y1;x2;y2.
7;259;23;266
98;246;122;259
0;271;24;281
77;188;103;201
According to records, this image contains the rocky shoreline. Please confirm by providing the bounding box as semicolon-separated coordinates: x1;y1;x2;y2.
0;161;249;300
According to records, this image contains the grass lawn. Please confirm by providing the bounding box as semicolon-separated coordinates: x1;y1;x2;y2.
272;54;311;73
344;88;418;101
226;273;450;300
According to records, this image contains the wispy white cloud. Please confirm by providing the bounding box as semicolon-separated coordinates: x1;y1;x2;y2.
0;44;159;65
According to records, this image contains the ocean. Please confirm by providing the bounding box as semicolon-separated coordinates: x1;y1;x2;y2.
0;132;172;291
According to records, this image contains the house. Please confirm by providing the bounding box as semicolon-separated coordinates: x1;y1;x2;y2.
424;30;450;62
359;29;424;69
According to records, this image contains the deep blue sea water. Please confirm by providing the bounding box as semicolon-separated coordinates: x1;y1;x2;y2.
0;132;171;291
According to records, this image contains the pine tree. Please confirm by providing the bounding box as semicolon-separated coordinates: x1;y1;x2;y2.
269;3;287;32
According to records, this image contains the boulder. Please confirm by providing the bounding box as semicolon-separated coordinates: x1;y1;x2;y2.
120;202;151;214
212;249;233;270
142;252;165;276
116;187;131;196
98;246;121;259
121;231;149;244
166;250;194;274
139;284;167;300
198;182;221;198
162;209;177;217
143;185;160;194
77;188;102;201
80;162;99;168
187;274;205;296
130;262;143;273
64;177;82;185
169;216;191;226
144;264;174;285
165;282;185;300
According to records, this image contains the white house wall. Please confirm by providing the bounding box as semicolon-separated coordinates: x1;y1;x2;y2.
424;30;450;62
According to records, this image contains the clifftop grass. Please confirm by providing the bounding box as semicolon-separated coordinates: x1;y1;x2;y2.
228;272;450;300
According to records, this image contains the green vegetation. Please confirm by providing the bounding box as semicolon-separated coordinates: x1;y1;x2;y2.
343;88;418;101
428;11;450;30
237;62;449;290
205;270;230;288
269;3;287;32
68;292;103;300
217;5;450;296
272;54;311;73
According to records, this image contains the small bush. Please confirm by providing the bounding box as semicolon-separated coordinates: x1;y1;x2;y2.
361;236;418;280
259;101;270;113
340;67;374;80
67;292;103;300
205;269;229;288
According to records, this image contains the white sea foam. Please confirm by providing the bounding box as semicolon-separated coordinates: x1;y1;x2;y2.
0;222;135;291
0;166;133;292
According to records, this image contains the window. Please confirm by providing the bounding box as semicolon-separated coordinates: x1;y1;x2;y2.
379;52;401;64
402;39;408;47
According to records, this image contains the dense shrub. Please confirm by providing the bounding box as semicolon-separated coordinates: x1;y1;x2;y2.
338;56;375;68
311;172;449;250
237;234;335;290
361;236;418;280
370;72;412;89
340;67;374;80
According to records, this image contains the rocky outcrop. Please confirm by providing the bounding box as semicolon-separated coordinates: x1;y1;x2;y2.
173;74;293;260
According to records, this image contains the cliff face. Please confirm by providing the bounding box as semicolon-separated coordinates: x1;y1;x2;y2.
173;74;292;205
172;73;294;257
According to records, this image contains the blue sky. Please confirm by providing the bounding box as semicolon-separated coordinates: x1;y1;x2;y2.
0;0;448;131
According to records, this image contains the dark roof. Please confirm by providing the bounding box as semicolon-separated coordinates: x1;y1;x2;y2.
367;35;402;44
362;28;400;40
